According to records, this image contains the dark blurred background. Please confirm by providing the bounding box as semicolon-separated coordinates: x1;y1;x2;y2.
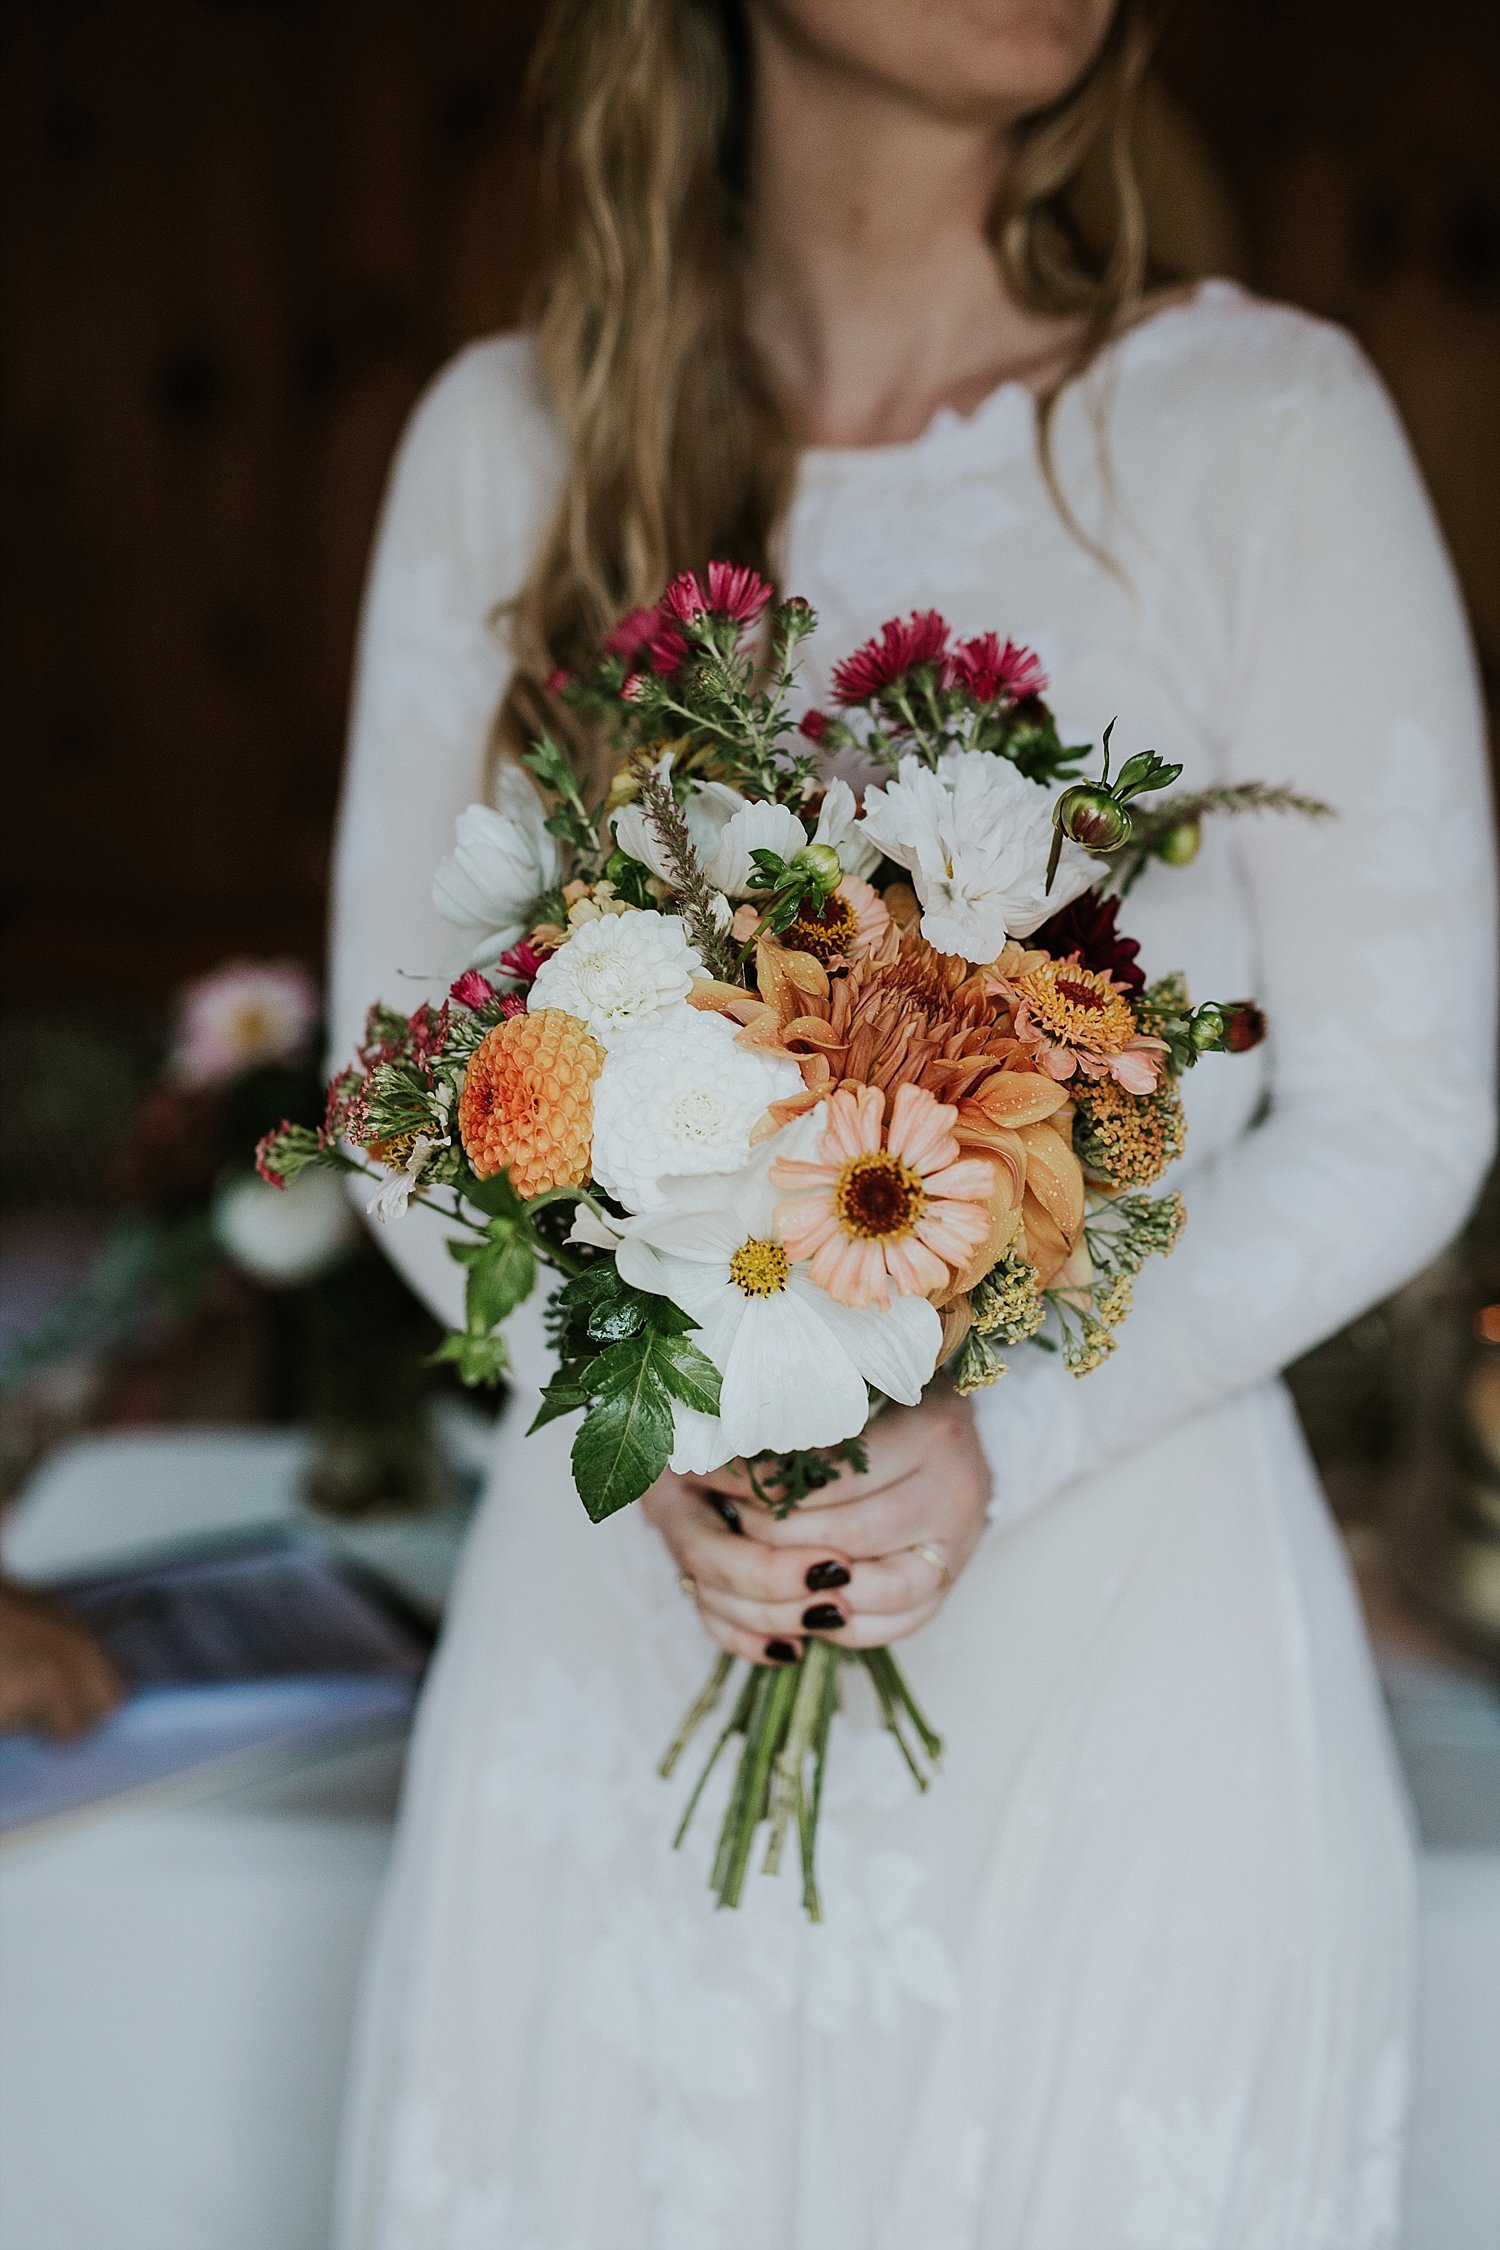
1;0;1498;1641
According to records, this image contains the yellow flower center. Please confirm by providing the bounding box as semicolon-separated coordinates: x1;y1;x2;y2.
834;1151;925;1241
728;1237;791;1296
786;893;859;964
1020;960;1137;1054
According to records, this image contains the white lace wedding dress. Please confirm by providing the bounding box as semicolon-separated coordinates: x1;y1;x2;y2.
330;283;1495;2250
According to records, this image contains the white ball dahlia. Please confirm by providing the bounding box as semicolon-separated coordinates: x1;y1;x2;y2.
589;1007;804;1213
527;909;704;1050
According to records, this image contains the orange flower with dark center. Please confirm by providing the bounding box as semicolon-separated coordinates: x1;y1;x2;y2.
458;1009;604;1196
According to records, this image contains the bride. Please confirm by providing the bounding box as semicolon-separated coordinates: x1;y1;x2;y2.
330;1;1495;2242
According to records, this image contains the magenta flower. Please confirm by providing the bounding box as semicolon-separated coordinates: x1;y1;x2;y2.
946;633;1047;705
798;708;830;742
496;936;552;988
831;610;951;705
449;969;494;1010
661;562;774;630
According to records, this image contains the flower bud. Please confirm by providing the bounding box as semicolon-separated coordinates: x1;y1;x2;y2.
1221;1000;1266;1053
1155;817;1201;867
1055;784;1132;853
791;842;843;897
1188;1003;1227;1051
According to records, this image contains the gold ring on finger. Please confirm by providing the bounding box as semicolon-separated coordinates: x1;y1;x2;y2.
678;1571;697;1600
912;1542;951;1589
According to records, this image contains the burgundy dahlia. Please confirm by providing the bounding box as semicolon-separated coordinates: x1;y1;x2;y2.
1031;887;1145;996
831;610;951;705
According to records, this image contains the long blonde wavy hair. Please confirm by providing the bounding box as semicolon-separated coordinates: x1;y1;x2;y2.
502;0;1162;787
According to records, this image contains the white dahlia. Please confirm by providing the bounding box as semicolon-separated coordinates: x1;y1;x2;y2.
527;909;704;1050
589;1007;803;1213
856;750;1097;962
432;766;561;969
616;1119;942;1472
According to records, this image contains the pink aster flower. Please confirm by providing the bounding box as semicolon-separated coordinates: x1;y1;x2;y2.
496;936;552;989
448;969;494;1010
661;561;774;630
772;1082;995;1310
945;633;1047;705
831;611;951;706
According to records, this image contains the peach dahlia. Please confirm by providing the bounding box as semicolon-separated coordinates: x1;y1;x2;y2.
457;1009;604;1197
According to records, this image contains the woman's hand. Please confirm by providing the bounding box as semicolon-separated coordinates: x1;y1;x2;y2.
641;1391;991;1666
0;1579;126;1741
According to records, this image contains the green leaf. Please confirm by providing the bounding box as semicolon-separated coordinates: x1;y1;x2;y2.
461;1169;528;1222
466;1226;536;1333
429;1330;511;1388
639;1294;697;1337
570;1344;676;1520
651;1331;722;1415
527;1359;596;1433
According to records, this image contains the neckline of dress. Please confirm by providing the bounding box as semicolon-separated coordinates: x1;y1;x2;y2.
797;277;1242;474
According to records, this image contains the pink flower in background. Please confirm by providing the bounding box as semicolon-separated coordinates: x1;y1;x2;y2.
449;969;494;1010
831;610;951;705
605;603;690;679
946;633;1047;705
798;708;830;742
171;960;319;1088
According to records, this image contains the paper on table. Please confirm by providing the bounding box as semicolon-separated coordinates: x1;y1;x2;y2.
0;1535;431;1835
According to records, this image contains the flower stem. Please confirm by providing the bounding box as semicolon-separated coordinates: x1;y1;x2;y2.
658;1650;733;1780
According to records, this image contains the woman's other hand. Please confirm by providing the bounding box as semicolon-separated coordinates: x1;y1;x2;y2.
642;1392;991;1664
0;1579;126;1741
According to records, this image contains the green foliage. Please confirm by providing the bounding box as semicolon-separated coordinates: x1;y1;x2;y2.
532;1265;722;1520
742;1436;870;1519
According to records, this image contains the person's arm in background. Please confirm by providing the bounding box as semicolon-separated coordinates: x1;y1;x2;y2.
975;330;1497;1522
328;342;557;1328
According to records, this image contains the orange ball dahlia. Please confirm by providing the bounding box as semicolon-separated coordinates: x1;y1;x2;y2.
457;1009;604;1197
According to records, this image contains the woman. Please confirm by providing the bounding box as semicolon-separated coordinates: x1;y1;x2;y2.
331;1;1496;2241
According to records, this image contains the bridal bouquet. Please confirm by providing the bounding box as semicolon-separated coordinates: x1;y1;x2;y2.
259;565;1305;1918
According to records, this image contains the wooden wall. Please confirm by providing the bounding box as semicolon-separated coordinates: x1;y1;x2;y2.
1;0;1495;1008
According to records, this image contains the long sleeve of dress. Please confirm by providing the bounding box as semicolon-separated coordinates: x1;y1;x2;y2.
328;340;556;1329
975;334;1498;1523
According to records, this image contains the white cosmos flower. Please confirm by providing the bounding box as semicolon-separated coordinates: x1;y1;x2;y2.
589;1006;803;1213
856;749;1096;961
527;910;704;1050
613;762;820;898
811;776;882;880
616;1120;942;1472
432;767;561;970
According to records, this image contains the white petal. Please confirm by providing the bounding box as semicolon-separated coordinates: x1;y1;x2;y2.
668;1403;736;1477
701;801;810;896
792;1283;941;1406
717;1290;869;1458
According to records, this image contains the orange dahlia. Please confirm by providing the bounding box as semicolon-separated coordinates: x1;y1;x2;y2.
457;1009;604;1197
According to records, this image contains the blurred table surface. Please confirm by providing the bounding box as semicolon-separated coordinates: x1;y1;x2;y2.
1;1428;1498;2250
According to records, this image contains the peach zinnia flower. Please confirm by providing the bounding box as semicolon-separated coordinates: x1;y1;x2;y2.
783;876;893;967
999;953;1166;1094
772;1082;994;1309
458;1009;604;1197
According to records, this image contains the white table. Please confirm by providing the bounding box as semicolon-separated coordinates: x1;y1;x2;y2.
1;1431;1497;2250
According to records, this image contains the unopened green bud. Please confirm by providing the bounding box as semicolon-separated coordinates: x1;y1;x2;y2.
791;842;842;897
1188;1003;1227;1051
1055;784;1132;854
1155;817;1201;867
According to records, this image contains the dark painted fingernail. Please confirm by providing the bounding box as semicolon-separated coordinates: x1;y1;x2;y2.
707;1493;743;1535
764;1638;798;1663
805;1559;850;1592
801;1603;845;1630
